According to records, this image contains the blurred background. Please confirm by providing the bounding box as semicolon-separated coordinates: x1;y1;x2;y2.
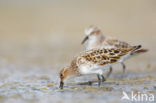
0;0;156;65
0;0;156;103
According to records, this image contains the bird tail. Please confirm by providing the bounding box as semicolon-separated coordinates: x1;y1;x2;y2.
130;45;142;55
130;45;148;55
132;49;148;56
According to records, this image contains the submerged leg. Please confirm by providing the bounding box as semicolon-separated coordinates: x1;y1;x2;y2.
97;74;101;87
101;75;106;82
87;74;105;86
87;81;93;85
106;66;113;77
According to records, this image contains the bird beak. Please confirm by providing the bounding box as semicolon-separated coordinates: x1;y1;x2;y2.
81;36;89;44
59;81;64;89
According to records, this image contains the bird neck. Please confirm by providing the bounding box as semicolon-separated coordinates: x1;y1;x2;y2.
87;32;105;49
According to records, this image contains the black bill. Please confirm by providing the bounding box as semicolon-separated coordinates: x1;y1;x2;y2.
59;81;64;89
81;36;89;44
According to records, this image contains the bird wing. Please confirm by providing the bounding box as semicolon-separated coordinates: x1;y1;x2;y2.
106;38;132;48
81;47;137;66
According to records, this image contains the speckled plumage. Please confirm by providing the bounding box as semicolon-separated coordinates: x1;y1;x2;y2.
59;45;141;89
75;46;137;70
81;25;148;77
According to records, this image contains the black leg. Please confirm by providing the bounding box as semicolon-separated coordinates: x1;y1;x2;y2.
87;74;105;86
87;81;93;85
101;75;106;82
107;66;113;77
121;62;126;75
97;74;101;87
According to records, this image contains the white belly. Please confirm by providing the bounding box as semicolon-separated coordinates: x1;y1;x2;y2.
118;53;131;63
79;63;111;75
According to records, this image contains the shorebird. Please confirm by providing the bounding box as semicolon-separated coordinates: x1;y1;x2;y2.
59;45;142;89
81;25;148;77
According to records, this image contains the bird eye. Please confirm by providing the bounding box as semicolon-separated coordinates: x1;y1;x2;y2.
60;74;63;77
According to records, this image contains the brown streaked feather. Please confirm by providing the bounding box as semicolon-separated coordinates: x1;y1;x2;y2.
81;47;136;66
71;58;78;69
134;49;148;54
106;39;131;48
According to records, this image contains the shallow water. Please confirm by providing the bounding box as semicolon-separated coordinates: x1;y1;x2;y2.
0;59;155;103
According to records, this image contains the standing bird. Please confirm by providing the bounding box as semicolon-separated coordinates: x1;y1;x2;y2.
81;25;148;77
59;45;142;89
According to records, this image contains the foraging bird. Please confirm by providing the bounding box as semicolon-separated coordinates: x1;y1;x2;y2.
59;45;142;89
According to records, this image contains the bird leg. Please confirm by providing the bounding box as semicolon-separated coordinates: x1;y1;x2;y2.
121;62;126;76
106;66;113;77
97;74;101;87
101;75;106;82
